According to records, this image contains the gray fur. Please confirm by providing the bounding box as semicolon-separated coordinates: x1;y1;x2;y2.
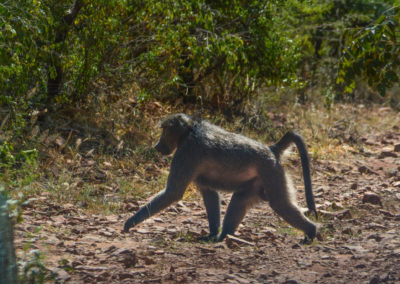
123;113;317;243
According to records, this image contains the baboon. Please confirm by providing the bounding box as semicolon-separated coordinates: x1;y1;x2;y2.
123;113;317;243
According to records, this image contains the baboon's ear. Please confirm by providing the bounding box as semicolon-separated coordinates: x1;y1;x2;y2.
159;113;193;129
159;116;174;128
178;114;193;128
178;120;186;128
178;118;191;130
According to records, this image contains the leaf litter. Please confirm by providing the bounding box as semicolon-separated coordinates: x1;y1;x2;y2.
13;114;400;283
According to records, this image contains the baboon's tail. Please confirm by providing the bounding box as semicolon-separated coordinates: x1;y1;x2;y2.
271;131;317;219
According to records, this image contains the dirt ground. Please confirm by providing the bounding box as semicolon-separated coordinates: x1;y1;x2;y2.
14;120;400;283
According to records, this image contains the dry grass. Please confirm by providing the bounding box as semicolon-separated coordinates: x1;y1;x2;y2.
6;98;399;217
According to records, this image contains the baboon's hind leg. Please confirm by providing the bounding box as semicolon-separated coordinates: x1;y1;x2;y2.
265;169;316;242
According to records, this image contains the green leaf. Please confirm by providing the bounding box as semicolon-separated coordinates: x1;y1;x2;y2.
385;70;399;83
377;83;386;96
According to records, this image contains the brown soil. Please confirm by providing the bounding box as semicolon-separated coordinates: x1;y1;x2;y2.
14;121;400;283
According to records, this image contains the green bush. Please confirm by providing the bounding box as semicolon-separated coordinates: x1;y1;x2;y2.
338;5;400;101
1;0;400;115
129;0;306;108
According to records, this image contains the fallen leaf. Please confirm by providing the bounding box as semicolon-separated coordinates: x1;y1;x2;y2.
362;192;382;206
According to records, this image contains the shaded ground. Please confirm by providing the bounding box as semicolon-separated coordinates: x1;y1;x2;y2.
14;120;400;283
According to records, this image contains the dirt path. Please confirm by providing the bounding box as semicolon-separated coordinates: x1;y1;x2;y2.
15;128;400;283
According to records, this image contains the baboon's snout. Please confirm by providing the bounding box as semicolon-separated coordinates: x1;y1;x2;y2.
154;140;171;155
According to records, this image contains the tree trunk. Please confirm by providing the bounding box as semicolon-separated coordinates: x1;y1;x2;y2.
0;194;18;284
46;0;85;102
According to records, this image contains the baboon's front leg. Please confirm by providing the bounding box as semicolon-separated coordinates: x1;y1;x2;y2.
199;188;220;241
123;187;185;232
124;150;196;232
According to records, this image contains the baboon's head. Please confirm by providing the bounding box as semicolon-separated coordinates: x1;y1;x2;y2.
154;114;193;155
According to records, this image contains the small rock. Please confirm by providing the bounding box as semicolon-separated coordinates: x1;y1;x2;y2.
367;234;383;242
336;209;353;220
366;223;386;230
71;260;83;267
115;249;137;268
119;273;134;280
122;254;137;268
379;151;398;158
270;270;280;276
258;274;268;281
314;187;324;197
344;245;368;253
53;268;71;282
319;209;352;220
74;265;109;271
104;245;117;254
176;201;190;212
326;165;337;173
380;273;390;282
111;248;130;256
363;137;377;146
331;201;344;210
355;263;366;269
350;183;358;190
369;275;380;284
386;169;397;177
379;209;394;217
362;192;382;206
341;167;351;174
342;227;353;235
143;256;156;265
214;243;227;249
96;271;111;281
358;165;376;175
292;243;301;249
125;202;139;212
394;144;400;152
381;139;390;145
100;230;113;237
